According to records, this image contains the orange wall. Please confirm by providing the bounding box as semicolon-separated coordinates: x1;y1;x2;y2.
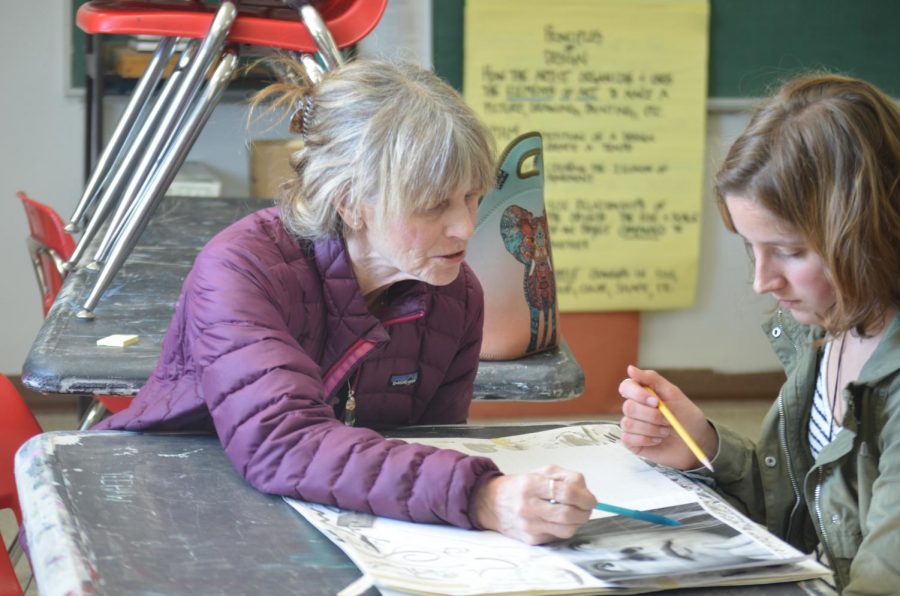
469;312;640;420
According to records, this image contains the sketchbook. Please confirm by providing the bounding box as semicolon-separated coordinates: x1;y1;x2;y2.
285;424;831;595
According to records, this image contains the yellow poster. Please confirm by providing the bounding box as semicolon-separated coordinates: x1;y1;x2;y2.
464;0;709;311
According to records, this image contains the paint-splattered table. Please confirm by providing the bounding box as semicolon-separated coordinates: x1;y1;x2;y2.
22;195;584;401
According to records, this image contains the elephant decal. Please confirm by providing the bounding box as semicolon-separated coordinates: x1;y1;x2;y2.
499;204;557;353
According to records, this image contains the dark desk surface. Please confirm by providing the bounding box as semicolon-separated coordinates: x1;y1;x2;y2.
16;428;833;596
22;196;584;401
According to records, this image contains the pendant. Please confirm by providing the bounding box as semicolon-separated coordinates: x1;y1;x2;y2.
343;386;357;427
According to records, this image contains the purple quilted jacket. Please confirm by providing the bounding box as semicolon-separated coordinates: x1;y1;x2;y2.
97;207;501;529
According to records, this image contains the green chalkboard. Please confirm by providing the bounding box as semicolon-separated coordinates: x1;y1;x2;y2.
70;0;87;90
432;0;900;99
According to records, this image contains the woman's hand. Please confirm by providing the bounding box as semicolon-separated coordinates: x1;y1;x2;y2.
618;364;718;470
471;465;595;545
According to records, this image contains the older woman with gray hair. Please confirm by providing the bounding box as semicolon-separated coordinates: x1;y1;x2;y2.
97;58;596;544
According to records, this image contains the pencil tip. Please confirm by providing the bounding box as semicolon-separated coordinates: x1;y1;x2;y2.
702;459;715;473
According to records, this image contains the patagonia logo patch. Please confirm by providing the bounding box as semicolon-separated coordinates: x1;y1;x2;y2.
390;372;418;387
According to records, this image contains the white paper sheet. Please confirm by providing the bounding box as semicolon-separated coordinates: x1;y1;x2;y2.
411;425;697;514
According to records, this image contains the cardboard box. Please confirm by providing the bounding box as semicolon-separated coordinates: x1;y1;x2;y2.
250;138;304;199
110;45;179;79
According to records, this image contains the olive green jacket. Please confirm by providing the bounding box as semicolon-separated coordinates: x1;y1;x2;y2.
707;310;900;595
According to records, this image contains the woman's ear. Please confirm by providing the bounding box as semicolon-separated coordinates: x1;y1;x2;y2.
337;201;363;232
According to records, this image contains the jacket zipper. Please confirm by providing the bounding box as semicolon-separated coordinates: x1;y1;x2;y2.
322;338;376;397
773;309;805;540
813;469;839;589
382;311;425;326
777;390;803;541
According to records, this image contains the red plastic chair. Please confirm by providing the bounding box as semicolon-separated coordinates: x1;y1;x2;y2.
0;374;42;596
17;192;132;419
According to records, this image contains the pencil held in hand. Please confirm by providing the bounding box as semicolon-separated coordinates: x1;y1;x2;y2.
647;388;714;472
593;502;682;526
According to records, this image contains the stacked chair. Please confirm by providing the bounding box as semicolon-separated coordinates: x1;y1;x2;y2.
63;0;386;319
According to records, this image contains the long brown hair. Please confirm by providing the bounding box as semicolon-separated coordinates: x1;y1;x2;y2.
715;73;900;336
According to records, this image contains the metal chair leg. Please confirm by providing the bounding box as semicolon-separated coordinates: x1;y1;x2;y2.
78;49;239;319
66;39;199;272
298;3;344;69
7;533;33;595
80;40;201;271
66;37;178;234
79;399;108;430
299;52;325;83
86;1;237;271
8;533;24;566
284;0;344;70
25;239;50;300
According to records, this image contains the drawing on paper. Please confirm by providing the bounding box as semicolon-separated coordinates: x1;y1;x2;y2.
548;502;775;581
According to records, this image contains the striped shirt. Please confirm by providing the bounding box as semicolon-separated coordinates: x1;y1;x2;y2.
809;341;842;459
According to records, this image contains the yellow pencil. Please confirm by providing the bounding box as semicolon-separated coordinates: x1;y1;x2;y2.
646;387;714;472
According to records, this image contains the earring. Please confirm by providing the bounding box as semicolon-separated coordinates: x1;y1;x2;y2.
345;215;361;231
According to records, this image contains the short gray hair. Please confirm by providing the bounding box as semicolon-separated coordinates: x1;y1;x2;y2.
258;59;496;239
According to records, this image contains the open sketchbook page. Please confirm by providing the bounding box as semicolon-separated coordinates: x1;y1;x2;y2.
294;503;611;596
285;425;830;595
407;424;698;515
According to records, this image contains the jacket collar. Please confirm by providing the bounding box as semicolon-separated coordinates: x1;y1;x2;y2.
764;309;900;393
312;236;389;366
763;309;822;372
310;236;429;362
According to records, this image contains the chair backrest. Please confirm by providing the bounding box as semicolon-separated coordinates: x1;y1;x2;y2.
17;192;76;316
77;0;387;52
16;192;76;260
0;374;42;526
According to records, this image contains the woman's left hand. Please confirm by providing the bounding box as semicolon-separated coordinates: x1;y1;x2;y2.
471;465;596;544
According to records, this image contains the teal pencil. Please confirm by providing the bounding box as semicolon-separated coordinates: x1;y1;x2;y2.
594;502;682;527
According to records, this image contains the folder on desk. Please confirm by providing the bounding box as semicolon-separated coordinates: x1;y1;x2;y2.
287;425;830;595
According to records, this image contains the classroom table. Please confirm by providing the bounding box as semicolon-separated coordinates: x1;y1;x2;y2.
21;196;584;401
15;427;835;596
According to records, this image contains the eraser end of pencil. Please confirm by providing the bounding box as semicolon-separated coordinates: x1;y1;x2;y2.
96;334;140;347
